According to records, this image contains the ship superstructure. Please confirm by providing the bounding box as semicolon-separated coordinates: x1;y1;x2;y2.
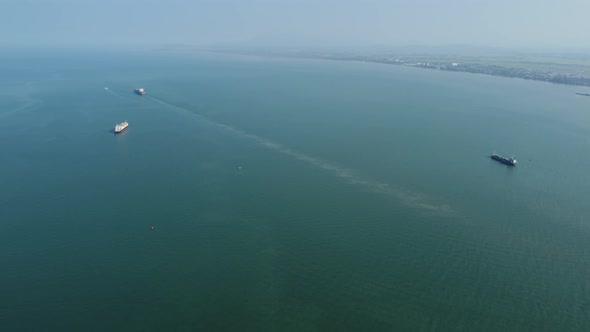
114;121;128;134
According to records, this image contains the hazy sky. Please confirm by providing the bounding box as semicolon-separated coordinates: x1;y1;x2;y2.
1;0;588;50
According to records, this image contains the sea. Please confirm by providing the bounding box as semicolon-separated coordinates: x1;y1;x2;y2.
1;48;590;331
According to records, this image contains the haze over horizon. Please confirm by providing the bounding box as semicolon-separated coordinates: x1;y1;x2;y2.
1;0;589;52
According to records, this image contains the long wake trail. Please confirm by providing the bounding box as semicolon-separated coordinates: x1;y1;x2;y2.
103;87;129;100
147;95;453;215
0;83;37;119
0;99;36;119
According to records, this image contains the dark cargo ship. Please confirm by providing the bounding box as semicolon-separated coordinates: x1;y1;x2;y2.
576;92;590;97
491;153;517;166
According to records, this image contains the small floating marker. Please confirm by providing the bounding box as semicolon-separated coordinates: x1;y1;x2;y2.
150;226;154;230
238;166;242;170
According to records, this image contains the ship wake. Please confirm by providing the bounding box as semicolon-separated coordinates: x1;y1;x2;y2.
103;86;127;100
0;82;38;120
148;96;453;215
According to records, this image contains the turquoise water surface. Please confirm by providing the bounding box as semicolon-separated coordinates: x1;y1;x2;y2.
1;49;590;331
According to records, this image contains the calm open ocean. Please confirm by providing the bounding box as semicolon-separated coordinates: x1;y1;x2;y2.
1;49;590;331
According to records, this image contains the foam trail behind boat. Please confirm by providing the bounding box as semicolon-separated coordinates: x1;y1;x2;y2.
0;83;37;119
148;96;453;215
0;98;36;120
103;87;128;100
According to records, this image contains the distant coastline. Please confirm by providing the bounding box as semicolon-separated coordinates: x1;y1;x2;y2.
162;47;590;88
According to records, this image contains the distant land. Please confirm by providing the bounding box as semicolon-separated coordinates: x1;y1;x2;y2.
156;46;590;87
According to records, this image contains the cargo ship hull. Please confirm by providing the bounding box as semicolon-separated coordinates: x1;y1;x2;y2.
114;126;128;134
114;121;129;134
491;154;517;166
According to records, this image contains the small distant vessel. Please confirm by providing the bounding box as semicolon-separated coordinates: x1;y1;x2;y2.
576;92;590;97
114;121;128;134
134;88;146;95
491;153;517;166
